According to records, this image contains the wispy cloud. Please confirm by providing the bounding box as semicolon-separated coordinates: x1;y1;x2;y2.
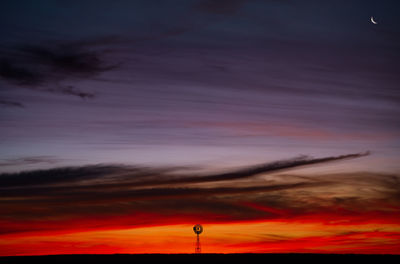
0;152;369;188
0;58;42;86
0;41;117;100
0;156;61;168
0;99;24;108
3;151;398;237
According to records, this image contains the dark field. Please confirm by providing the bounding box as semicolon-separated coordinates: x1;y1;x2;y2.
1;254;398;264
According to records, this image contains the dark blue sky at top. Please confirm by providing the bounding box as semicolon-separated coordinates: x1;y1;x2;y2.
1;0;399;46
0;0;399;173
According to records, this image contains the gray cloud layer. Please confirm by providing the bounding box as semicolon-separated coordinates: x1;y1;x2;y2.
0;152;369;189
2;151;398;236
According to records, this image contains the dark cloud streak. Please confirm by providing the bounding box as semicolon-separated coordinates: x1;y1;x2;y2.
0;152;369;189
19;44;114;76
0;58;43;86
0;156;60;168
0;41;117;101
0;165;138;188
0;99;24;108
1;152;399;236
132;151;370;186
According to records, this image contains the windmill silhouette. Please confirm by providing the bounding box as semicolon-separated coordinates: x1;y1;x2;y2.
193;224;203;253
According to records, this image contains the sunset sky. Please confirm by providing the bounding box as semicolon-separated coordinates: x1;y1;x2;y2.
1;0;400;255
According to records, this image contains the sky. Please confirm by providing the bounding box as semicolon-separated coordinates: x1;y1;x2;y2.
0;0;400;255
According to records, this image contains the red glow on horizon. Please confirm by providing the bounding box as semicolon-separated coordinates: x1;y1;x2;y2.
1;210;400;256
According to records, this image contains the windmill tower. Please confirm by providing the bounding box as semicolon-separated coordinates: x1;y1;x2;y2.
193;224;203;253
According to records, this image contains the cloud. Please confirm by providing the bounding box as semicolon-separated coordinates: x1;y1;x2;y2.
19;44;114;77
0;152;369;188
0;41;117;100
155;152;365;187
0;156;61;168
1;151;399;237
0;164;135;188
0;99;24;108
43;85;95;99
128;151;370;186
0;58;43;86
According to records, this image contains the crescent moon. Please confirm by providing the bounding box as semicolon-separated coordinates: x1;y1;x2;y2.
371;16;378;25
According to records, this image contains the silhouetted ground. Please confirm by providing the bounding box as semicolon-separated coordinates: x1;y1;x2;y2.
0;254;398;264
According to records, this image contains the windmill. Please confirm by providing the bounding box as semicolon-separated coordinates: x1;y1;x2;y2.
193;224;203;253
